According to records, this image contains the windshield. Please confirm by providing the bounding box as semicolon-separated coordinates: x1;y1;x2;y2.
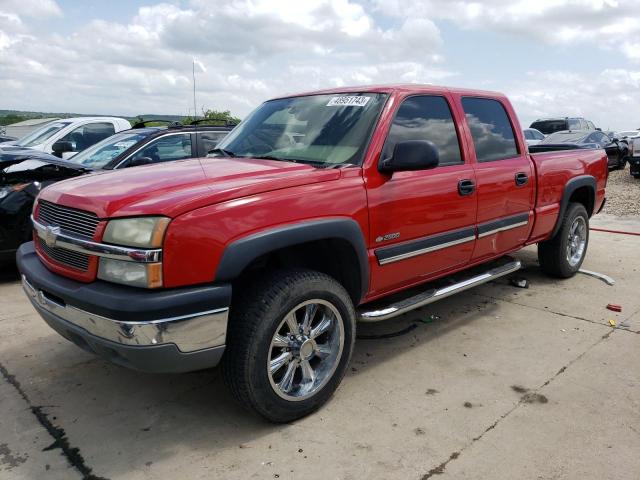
617;131;639;138
68;131;150;168
541;131;589;144
211;93;387;166
530;120;567;135
15;122;72;147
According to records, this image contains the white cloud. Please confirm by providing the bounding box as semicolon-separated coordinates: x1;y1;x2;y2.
507;69;640;130
0;0;638;131
372;0;640;63
0;0;447;117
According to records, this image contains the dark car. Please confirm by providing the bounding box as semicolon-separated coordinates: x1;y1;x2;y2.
529;130;629;169
530;117;596;135
0;121;234;262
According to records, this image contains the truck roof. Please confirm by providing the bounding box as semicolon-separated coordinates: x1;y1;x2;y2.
271;84;508;101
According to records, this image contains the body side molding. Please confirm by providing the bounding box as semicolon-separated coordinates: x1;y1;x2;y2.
375;227;476;265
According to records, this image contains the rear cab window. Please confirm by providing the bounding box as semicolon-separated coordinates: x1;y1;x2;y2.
382;95;463;166
461;97;519;162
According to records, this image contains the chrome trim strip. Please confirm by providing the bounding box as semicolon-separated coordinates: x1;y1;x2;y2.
477;220;529;238
32;216;162;263
359;259;522;322
22;275;228;352
378;235;475;266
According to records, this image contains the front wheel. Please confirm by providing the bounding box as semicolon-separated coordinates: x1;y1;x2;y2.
222;269;355;422
538;203;589;278
619;156;628;170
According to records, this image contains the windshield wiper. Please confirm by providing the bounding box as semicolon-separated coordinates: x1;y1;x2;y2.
208;147;237;157
249;154;295;162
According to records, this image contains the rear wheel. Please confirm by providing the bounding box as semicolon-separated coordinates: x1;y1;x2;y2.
222;269;355;422
538;203;589;278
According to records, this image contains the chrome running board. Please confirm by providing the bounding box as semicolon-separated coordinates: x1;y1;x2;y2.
358;258;521;322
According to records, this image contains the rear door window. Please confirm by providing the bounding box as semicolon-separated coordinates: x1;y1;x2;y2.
382;95;463;166
461;97;519;162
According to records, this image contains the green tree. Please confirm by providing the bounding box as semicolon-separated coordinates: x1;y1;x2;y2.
0;114;27;126
182;108;241;125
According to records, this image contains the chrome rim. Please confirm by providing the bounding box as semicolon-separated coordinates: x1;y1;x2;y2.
267;299;344;401
567;216;587;267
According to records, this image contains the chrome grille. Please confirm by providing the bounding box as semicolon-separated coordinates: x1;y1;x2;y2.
38;200;100;238
38;238;90;271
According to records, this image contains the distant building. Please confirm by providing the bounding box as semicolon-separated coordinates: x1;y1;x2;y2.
5;118;61;139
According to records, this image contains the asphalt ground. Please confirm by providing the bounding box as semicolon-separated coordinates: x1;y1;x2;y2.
0;214;638;480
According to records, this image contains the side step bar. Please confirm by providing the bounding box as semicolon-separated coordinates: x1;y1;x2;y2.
358;259;521;322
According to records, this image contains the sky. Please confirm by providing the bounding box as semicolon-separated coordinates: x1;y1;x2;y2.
1;0;639;130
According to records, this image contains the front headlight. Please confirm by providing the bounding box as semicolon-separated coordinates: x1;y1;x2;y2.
98;258;163;288
99;216;169;288
103;216;170;248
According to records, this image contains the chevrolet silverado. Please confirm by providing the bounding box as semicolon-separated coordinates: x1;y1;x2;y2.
17;85;607;422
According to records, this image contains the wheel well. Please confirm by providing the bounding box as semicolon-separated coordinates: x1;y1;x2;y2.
568;186;594;217
232;238;363;304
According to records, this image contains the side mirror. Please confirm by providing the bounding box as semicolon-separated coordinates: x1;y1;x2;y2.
51;141;73;158
129;156;153;167
611;137;619;143
379;140;439;173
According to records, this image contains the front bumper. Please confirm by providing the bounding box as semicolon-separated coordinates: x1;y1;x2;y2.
630;157;640;176
17;242;231;373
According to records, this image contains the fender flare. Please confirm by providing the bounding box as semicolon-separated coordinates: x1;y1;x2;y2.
215;218;369;302
550;175;596;238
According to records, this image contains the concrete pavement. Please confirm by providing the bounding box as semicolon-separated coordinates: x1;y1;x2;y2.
0;222;638;479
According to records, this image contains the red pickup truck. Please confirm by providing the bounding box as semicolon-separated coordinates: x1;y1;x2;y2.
17;85;607;422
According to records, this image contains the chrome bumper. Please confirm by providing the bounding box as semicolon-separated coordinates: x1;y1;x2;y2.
22;275;228;353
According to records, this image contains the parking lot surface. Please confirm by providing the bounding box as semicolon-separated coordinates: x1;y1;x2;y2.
1;217;638;480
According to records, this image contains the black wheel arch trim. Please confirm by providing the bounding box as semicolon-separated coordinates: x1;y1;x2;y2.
550;175;596;238
215;218;370;302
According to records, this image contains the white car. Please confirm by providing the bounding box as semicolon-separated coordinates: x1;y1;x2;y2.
0;117;131;159
615;130;640;140
523;128;545;146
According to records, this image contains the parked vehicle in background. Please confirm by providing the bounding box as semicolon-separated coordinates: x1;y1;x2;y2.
0;117;131;159
530;117;596;135
530;130;629;169
0;120;234;263
616;130;640;141
17;85;607;422
629;137;640;178
0;135;17;143
523;128;545;146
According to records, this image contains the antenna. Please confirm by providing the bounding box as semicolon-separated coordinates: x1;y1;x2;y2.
192;59;197;122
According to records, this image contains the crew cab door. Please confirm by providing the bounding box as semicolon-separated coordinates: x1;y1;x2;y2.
366;94;477;296
458;96;534;262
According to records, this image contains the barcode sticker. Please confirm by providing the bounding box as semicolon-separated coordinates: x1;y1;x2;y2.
326;96;371;107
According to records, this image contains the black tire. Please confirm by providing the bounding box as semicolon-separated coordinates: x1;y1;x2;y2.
538;203;589;278
619;156;628;170
222;268;356;422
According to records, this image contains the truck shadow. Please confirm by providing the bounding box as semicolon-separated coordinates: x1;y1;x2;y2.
0;262;19;283
1;250;555;476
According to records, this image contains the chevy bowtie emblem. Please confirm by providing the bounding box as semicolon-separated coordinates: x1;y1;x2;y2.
44;225;61;248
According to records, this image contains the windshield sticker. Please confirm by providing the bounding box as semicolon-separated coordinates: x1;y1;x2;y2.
326;96;371;107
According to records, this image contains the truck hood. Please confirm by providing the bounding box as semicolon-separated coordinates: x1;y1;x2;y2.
38;157;341;218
